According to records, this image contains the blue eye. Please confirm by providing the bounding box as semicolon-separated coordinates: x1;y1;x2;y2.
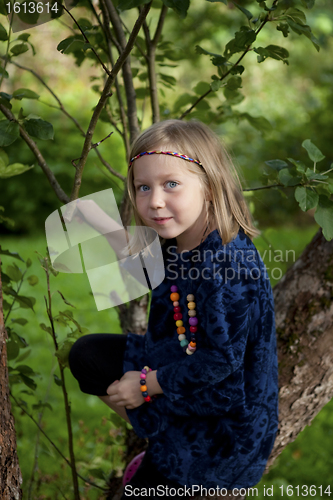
137;181;179;192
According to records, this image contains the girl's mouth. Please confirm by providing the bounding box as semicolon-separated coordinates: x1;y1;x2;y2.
153;217;172;224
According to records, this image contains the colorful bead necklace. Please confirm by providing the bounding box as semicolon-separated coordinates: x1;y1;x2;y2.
169;223;210;355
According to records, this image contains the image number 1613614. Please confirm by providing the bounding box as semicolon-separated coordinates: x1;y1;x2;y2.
6;1;59;14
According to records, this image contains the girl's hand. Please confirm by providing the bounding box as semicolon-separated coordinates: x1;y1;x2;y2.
106;371;145;410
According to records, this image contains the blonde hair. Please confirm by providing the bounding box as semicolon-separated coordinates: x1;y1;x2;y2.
123;119;259;256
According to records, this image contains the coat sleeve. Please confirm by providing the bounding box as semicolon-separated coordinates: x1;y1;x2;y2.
156;260;257;405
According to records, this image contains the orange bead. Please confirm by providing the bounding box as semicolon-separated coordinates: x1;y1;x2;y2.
170;292;180;302
188;301;196;310
190;341;196;347
140;385;147;392
177;326;186;334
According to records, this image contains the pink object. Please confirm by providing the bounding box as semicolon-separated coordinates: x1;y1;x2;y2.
122;451;146;486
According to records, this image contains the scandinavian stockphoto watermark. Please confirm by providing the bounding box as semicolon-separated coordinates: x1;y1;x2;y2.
165;245;296;283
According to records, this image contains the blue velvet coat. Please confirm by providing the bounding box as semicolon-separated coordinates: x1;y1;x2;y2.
123;228;279;489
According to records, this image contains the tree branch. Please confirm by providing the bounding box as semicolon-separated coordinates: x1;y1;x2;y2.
178;0;279;120
100;0;130;157
54;0;111;76
0;104;69;204
70;2;152;202
103;0;141;144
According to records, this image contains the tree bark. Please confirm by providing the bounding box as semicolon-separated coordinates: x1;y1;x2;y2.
0;256;23;500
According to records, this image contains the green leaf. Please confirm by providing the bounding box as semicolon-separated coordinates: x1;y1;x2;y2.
294;186;319;211
206;0;227;4
16;349;32;363
0;0;7;15
305;168;328;181
162;0;190;18
0;120;19;147
26;258;32;268
265;160;288;171
301;0;315;8
17;34;31;42
0;148;9;166
223;88;244;105
287;158;306;173
285;7;307;25
193;81;211;95
12;88;39;100
195;46;227;67
302;139;325;163
23;118;54;140
57;36;87;54
0;160;34;178
15;364;35;376
55;340;75;368
277;22;289;38
16;295;36;311
231;0;253;20
314;196;333;241
254;45;289;64
159;73;176;87
226;76;242;91
241;113;272;134
327;179;333;194
0;271;11;284
27;275;39;286
0;67;9;79
278;168;302;187
11;318;28;326
20;374;37;390
287;19;320;51
0;249;24;262
6;264;22;282
40;323;52;335
32;402;53;412
211;79;223;91
10;44;29;56
0;23;8;41
224;27;256;59
6;339;20;360
54;374;63;386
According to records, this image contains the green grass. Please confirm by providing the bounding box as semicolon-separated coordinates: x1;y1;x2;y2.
1;224;332;499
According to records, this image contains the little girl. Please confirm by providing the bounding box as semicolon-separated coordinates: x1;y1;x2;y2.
69;119;279;498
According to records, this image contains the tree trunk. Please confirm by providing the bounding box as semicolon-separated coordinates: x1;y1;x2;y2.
0;256;23;499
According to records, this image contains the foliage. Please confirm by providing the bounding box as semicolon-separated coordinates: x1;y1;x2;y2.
0;244;129;498
0;0;333;497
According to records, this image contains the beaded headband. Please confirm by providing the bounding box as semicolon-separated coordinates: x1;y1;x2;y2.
128;151;203;169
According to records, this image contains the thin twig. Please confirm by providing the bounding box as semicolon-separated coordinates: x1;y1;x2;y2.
179;0;279;120
0;104;70;204
100;0;130;156
2;57;126;184
54;0;111;76
10;392;108;492
43;257;80;500
70;2;152;202
104;0;141;144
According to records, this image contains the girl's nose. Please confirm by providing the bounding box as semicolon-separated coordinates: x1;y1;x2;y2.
149;189;166;209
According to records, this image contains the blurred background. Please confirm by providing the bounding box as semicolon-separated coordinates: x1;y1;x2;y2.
0;0;332;498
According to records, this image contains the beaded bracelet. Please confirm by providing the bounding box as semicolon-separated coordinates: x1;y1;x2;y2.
140;366;153;403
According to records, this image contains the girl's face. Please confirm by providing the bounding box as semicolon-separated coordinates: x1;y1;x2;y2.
133;153;209;252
